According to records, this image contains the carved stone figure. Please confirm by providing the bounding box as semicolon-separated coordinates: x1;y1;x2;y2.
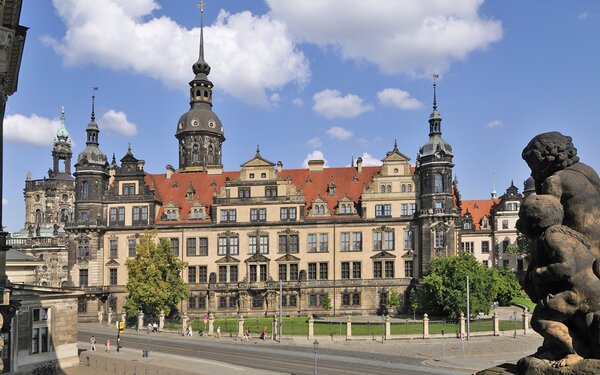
517;132;600;372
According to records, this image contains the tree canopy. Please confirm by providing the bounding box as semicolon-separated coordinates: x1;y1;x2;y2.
416;253;521;318
125;232;190;317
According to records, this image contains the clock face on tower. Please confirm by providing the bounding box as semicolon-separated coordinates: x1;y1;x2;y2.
191;118;200;127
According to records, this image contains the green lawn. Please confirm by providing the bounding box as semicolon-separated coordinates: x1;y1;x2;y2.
511;296;536;312
164;316;518;336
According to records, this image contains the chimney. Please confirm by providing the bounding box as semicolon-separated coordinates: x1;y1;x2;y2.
308;160;325;172
276;161;283;173
356;157;363;173
166;164;175;179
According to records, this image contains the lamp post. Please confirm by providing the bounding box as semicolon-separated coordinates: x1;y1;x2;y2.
313;339;319;375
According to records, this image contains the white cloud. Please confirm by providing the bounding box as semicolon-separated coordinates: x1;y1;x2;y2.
100;110;138;136
305;137;322;148
270;93;281;103
267;0;502;76
312;89;373;119
377;88;423;110
4;114;60;146
302;150;328;167
44;0;309;105
358;152;383;166
292;98;304;107
486;119;503;129
2;198;7;206
579;12;589;20
326;126;353;140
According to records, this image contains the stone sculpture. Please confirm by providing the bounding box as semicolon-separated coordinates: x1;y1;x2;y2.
517;132;600;373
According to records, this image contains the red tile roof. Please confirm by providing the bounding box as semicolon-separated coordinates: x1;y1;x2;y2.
462;199;499;230
145;166;382;224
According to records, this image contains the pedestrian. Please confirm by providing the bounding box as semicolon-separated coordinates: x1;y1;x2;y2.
216;326;221;339
147;322;152;333
263;326;267;340
153;321;158;333
90;335;96;351
105;338;111;353
187;325;193;337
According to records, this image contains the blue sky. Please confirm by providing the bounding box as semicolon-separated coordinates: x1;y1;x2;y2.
3;0;600;232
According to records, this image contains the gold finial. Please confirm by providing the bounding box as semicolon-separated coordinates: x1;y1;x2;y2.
197;0;204;13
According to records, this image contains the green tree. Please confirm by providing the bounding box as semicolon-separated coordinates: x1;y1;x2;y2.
388;290;401;315
125;232;190;317
507;233;532;262
321;293;332;310
421;253;496;319
490;266;522;305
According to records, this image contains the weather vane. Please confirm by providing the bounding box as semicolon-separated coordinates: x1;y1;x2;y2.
197;0;204;13
432;74;439;84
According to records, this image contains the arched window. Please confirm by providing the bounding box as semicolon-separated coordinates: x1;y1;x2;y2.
401;184;406;192
386;185;391;193
407;184;412;192
434;174;444;193
35;209;42;224
191;144;200;163
196;89;201;97
380;185;385;193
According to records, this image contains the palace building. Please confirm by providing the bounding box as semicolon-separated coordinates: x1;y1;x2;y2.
10;6;525;321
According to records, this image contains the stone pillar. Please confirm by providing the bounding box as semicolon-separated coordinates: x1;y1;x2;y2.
493;312;500;336
522;308;529;335
459;312;466;338
107;307;113;324
238;315;245;338
182;313;189;336
385;315;391;340
208;313;215;336
272;316;277;341
423;313;430;339
137;310;144;332
308;315;314;340
98;306;104;324
159;310;165;332
346;316;352;340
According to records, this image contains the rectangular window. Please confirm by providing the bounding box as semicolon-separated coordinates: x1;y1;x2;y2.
199;237;208;256
352;293;361;306
78;240;90;258
109;239;118;258
309;294;318;307
461;242;474;254
375;204;391;217
188;266;196;283
170;238;179;256
219;296;227;309
401;203;408;216
265;186;277;197
109;269;118;286
319;262;328;280
118;207;125;223
249;265;257;282
289;295;297;307
410;203;416;215
307;234;317;252
122;183;135;195
319;233;329;252
79;269;88;287
259;264;267;281
187;238;197;256
503;259;510;268
230;265;238;282
404;230;414;250
218;236;239;255
259;235;269;254
404;260;413;278
188;296;197;309
435;230;445;248
341;262;350;279
250;208;267;222
289;264;299;281
32;328;39;354
384;231;394;250
341;232;350;251
483;260;489;268
220;209;237;223
199;266;208;283
128;239;136;257
219;266;227;283
308;263;317;280
218;237;227;255
385;261;395;278
502;240;510;253
279;264;287;281
380;292;388;306
280;207;297;221
373;232;382;250
132;206;148;224
279;234;298;253
502;219;509;229
374;261;382;278
352;232;362;251
249;236;258;254
481;241;490;254
110;207;117;224
342;293;350;306
352;262;361;279
199;296;207;309
238;187;251;198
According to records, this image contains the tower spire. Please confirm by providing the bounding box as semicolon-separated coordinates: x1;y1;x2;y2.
192;0;211;78
199;0;205;62
90;86;98;121
432;74;438;111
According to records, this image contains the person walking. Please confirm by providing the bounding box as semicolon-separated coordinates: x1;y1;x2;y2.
105;338;111;353
90;336;96;351
262;326;267;340
153;321;158;333
216;326;221;339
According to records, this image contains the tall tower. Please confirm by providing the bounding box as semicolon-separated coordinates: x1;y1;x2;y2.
52;106;73;176
175;1;225;171
73;94;109;223
416;78;459;276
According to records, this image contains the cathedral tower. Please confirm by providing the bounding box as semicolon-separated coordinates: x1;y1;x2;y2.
416;78;460;276
175;2;225;172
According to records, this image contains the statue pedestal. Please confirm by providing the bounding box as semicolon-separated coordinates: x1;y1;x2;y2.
475;363;518;374
476;357;600;375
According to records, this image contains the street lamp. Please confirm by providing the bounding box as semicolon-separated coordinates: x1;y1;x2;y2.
313;339;319;375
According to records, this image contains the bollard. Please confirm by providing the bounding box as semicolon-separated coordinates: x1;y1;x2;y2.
238;315;245;339
272;316;278;341
346;316;352;340
493;312;500;336
182;313;189;336
137;311;144;332
385;315;391;340
159;310;165;332
308;315;314;340
208;313;215;336
423;313;430;339
98;306;104;324
459;312;466;339
107;307;113;325
522;308;529;335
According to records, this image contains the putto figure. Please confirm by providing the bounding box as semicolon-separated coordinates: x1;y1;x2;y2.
518;132;600;371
